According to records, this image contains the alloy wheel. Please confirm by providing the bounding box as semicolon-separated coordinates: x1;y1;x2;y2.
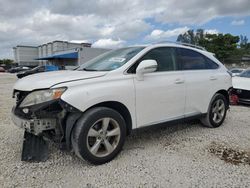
211;99;225;124
86;118;121;157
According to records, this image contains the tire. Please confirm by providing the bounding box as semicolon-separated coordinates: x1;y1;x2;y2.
201;93;228;128
71;107;126;165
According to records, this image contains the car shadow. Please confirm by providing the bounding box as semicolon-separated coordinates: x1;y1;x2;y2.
49;119;203;166
125;118;202;150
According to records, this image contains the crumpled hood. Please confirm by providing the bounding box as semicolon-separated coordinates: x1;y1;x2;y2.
14;70;107;91
232;76;250;90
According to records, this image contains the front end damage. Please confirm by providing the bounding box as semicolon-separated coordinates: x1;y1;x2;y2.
230;88;250;105
11;89;81;162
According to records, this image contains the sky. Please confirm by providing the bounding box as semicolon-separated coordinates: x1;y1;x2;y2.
0;0;250;59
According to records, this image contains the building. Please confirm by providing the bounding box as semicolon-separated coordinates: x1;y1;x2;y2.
13;41;110;69
13;46;39;66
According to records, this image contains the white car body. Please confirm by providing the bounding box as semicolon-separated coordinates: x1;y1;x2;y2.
13;43;232;130
232;76;250;91
231;69;250;105
229;68;245;77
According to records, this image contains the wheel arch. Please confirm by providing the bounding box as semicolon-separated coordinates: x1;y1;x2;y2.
215;89;230;109
90;101;133;135
65;101;133;150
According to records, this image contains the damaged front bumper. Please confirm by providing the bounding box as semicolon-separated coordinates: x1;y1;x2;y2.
11;108;57;135
11;92;81;162
11;101;65;162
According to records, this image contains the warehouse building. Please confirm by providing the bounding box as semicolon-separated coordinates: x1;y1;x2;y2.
13;41;109;69
13;46;39;66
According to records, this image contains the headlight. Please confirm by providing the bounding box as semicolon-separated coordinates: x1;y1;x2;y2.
19;88;67;107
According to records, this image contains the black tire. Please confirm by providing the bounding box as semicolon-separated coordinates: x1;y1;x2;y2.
201;93;228;128
71;107;126;165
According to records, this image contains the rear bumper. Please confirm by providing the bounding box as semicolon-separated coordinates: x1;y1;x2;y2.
11;107;56;135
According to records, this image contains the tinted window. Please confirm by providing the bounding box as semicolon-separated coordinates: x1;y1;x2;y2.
230;69;243;73
239;70;250;78
176;48;218;70
139;47;177;72
232;70;240;73
205;57;219;69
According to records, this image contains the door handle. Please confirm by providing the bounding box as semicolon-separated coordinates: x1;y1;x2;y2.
210;76;217;80
175;79;185;84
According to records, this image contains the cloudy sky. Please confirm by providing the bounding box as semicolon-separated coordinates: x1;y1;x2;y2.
0;0;250;59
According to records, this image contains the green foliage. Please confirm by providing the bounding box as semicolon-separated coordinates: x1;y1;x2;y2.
177;29;250;64
0;59;14;65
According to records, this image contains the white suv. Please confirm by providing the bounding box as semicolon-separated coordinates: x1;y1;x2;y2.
11;43;232;164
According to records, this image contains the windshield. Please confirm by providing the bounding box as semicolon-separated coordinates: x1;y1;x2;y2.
230;69;243;73
77;47;145;71
239;69;250;78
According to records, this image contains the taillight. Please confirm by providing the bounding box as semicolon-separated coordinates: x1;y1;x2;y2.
230;94;239;105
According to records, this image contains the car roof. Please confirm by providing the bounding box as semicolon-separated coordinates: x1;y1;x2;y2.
130;42;213;56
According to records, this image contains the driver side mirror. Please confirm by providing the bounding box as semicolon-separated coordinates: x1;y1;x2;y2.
136;60;157;81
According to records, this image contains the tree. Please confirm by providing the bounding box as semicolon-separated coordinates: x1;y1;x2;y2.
177;29;196;44
176;29;240;63
204;33;239;62
0;59;14;65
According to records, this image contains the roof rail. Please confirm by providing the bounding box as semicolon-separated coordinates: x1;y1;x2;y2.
179;42;207;51
154;40;207;51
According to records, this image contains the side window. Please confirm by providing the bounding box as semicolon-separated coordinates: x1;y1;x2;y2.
176;48;208;70
127;47;177;73
204;57;219;69
141;47;176;72
176;48;218;70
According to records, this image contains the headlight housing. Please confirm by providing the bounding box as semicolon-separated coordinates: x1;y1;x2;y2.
19;88;67;107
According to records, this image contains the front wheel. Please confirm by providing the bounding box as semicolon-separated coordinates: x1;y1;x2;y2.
201;93;228;128
71;107;126;165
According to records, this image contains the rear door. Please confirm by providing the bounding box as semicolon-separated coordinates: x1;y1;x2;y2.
176;48;219;116
132;47;186;127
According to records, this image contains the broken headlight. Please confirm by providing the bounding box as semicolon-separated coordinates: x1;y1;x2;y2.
19;88;67;107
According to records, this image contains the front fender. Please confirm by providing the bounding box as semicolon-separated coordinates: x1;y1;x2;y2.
59;77;137;133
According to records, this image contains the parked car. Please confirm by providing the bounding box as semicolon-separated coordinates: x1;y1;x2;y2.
0;67;6;72
11;43;232;164
17;65;59;78
8;66;30;73
229;68;245;76
231;69;250;105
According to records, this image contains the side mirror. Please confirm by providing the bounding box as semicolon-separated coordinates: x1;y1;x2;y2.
136;60;157;80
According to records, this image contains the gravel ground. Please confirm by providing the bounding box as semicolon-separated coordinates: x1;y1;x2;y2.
0;73;250;188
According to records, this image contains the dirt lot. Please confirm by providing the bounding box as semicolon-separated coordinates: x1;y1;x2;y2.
0;73;250;188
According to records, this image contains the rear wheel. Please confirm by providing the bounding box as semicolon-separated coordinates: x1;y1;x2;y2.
201;93;228;128
71;107;126;165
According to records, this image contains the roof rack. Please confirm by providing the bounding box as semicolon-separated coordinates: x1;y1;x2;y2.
154;41;207;51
